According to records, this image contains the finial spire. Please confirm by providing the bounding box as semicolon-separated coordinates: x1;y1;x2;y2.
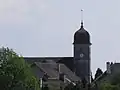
81;9;83;28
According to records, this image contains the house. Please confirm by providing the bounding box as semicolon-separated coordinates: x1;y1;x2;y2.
91;62;120;88
25;58;80;89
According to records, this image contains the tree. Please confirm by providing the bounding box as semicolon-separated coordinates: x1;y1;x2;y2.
95;68;103;79
111;73;120;85
0;47;40;90
97;72;120;90
99;83;119;90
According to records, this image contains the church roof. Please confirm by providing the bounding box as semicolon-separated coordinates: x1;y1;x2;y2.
24;57;73;64
73;22;91;44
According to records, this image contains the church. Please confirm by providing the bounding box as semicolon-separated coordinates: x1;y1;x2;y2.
24;20;92;86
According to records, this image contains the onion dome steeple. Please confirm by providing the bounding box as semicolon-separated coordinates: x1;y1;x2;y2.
73;10;91;45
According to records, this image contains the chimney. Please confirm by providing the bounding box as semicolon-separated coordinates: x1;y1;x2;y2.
106;62;111;74
57;63;61;79
57;63;61;73
111;62;113;66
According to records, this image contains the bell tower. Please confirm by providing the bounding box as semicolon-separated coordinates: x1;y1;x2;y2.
73;10;91;83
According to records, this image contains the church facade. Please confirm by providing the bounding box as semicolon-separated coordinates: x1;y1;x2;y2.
24;21;92;83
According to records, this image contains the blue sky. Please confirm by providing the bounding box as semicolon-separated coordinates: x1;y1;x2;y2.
0;0;120;75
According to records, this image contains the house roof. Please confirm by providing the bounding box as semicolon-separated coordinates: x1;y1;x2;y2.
91;63;120;87
24;57;80;82
35;62;59;79
34;62;80;82
59;64;80;81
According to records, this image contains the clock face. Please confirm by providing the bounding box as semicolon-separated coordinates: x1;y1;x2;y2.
80;53;84;58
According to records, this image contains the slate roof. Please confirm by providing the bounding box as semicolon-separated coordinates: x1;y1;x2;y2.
59;64;80;81
33;62;80;82
56;57;74;71
24;57;73;64
111;63;120;74
24;57;80;82
31;63;45;78
35;62;59;79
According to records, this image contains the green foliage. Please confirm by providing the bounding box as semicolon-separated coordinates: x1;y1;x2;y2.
0;47;40;90
95;68;103;79
111;73;120;85
100;83;120;90
98;72;120;90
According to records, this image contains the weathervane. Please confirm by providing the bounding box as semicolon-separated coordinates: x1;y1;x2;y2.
81;9;83;22
81;9;84;27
